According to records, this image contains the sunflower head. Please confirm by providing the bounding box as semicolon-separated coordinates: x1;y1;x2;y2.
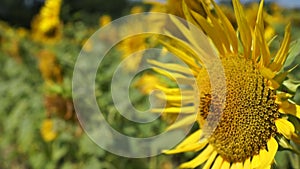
31;0;63;43
41;119;57;142
147;0;300;168
99;15;112;27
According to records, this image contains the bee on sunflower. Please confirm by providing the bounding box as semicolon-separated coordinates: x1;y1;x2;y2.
148;0;300;168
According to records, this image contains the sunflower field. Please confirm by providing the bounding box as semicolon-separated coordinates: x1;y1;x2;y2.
1;0;300;169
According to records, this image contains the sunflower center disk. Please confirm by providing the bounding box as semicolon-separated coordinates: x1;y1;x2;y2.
197;57;280;162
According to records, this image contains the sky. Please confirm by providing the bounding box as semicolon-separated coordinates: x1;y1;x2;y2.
138;0;300;8
269;0;300;8
217;0;300;8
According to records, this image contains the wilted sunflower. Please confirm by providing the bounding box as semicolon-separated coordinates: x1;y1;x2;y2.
149;0;300;168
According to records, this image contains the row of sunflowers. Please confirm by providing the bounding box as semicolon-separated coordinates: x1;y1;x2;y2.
1;0;300;168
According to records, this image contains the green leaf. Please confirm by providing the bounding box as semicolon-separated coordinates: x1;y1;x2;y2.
29;152;47;169
284;39;300;71
288;115;300;133
283;79;300;93
276;135;300;154
52;142;69;162
18;118;35;152
61;162;75;169
81;157;102;169
293;86;300;105
79;134;105;157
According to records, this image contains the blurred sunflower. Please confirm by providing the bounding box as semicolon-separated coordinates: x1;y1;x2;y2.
145;0;207;19
134;73;165;95
37;50;62;83
0;22;23;62
40;119;57;142
115;6;147;72
117;35;147;72
149;0;300;168
130;6;145;14
31;0;62;43
99;14;112;27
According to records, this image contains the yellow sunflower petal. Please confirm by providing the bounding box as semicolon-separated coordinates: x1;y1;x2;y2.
251;29;260;63
270;70;292;90
258;137;278;169
244;157;251;169
168;14;213;60
191;15;223;55
168;13;198;47
148;59;196;76
151;106;196;114
166;115;196;131
259;66;276;79
256;18;271;66
174;129;203;148
273;70;292;86
232;0;252;57
211;156;224;169
230;162;243;169
188;5;227;56
154;85;179;93
202;151;218;169
168;9;219;64
163;141;207;154
263;165;271;169
275;118;295;139
206;12;232;55
155;92;192;100
254;0;271;65
158;38;200;71
211;0;238;53
252;0;261;60
162;130;205;154
181;0;200;27
221;160;231;169
155;85;195;98
279;101;300;118
268;23;291;72
179;145;214;168
155;93;194;105
152;67;187;80
251;154;261;169
257;150;273;169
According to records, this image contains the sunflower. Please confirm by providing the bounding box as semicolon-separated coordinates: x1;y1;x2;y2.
31;0;62;43
99;15;112;27
40;119;57;142
134;73;166;95
116;4;166;72
148;0;300;168
37;50;63;83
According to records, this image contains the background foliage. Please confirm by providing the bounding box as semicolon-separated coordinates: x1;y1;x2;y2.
0;0;300;169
